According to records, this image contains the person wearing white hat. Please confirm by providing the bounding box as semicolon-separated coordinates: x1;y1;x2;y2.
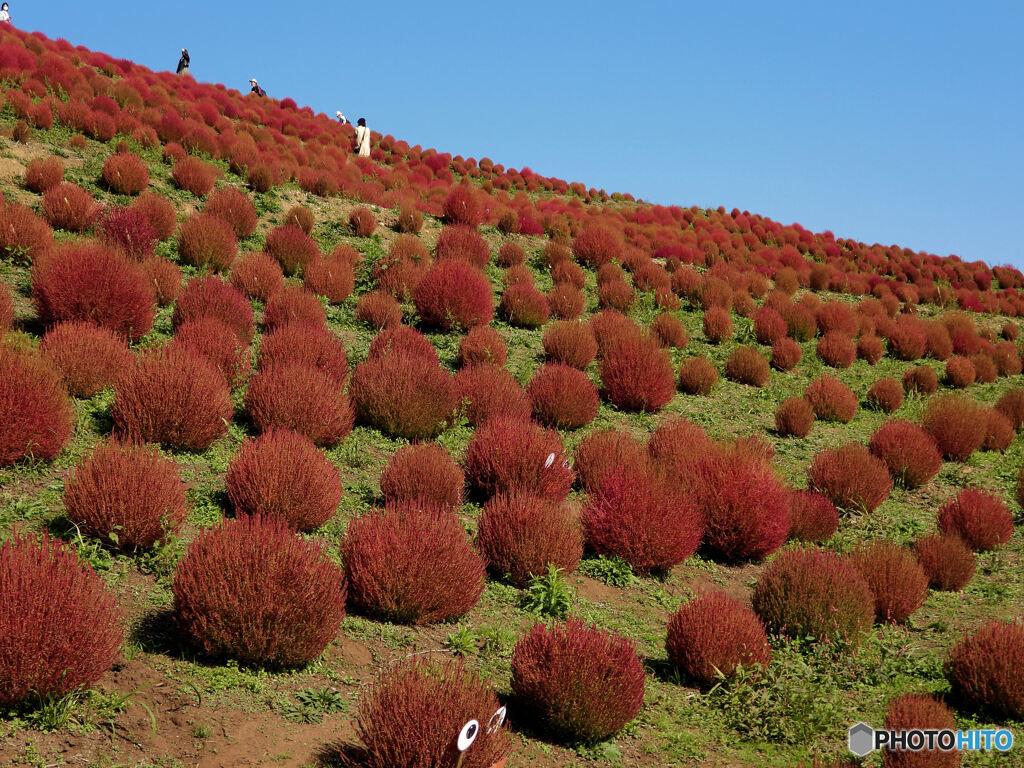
176;48;190;75
335;111;348;125
249;78;266;97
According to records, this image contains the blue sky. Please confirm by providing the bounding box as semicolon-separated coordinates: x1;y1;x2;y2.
22;2;1024;268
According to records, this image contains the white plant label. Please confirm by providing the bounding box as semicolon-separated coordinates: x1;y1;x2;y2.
487;707;507;733
457;720;479;752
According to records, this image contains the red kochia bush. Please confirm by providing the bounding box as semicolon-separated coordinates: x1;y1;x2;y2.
543;321;597;369
775;396;814;437
883;694;960;768
33;242;155;341
0;200;53;261
173;275;254;342
690;443;790;561
584;466;702;573
528;363;599;429
352;657;511;768
304;254;355;304
666;592;771;687
0;349;75;467
231;250;284;301
264;225;320;275
173;515;346;666
101;152;149;195
922;393;987;461
944;355;976;388
0;281;12;333
283;205;315;234
203;186;257;238
971;353;997;384
245;364;353;447
454;364;532;425
808;443;892;512
598;280;635;313
651;313;688;348
938;487;1013;552
869;420;942;488
442;185;483;227
113;347;232;451
477;492;583;586
573;429;647;493
0;533;122;707
465;415;573;500
64;440;188;550
771;337;802;371
497;241;526;267
512;619;644;743
753;305;787;345
434;225;490;268
887;315;927;360
263;284;327;329
259;322;347;384
849;540;929;623
995;388;1024;430
42;182;101;232
548;282;585;320
572;226;622;267
131;192;177;240
903;365;939;395
752;546;874;644
100;206;158;261
40;321;133;398
177;212;237;271
678;356;718;395
947;619;1024;719
984;408;1014;451
225;429;342;531
702;306;733;343
789;490;839;542
725;345;770;387
345;503;485;624
647;416;713;476
380;443;464;511
867;377;904;413
817;331;856;368
25;157;64;193
914;533;976;591
349;206;377;237
458;325;508;367
171;155;219;196
601;335;676;411
414;260;494;331
350;353;456;439
857;334;884;364
590;309;641;354
804;374;858;423
500;283;550;328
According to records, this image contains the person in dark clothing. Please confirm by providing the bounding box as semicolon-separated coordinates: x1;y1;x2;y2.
249;78;266;97
176;48;190;75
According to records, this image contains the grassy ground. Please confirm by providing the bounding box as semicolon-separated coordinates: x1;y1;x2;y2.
0;109;1021;768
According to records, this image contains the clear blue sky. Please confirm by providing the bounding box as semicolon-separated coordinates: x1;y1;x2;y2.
22;1;1024;268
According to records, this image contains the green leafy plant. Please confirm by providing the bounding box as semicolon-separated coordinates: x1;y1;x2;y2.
443;625;478;656
522;564;574;619
277;687;347;724
579;555;637;588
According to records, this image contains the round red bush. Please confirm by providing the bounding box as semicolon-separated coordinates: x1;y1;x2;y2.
33;242;155;341
263;284;327;330
914;533;975;591
983;408;1014;451
350;352;455;439
465;415;573;500
0;348;75;466
171;155;218;196
970;352;997;383
203;186;257;238
380;443;464;511
808;443;892;512
573;429;646;494
817;331;856;368
245;363;353;446
789;489;839;542
666;591;771;687
284;205;315;234
230;250;284;301
702;306;733;343
264;225;320;276
42;182;101;232
177;212;237;271
454;364;532;425
725;345;770;387
849;540;928;623
414;259;493;332
869;420;942;488
131;192;177;240
0;200;53;261
0;533;122;707
528;363;599;429
775;396;814;437
651;313;688;349
993;341;1022;377
903;365;939;395
345;502;485;624
25;157;64;193
442;185;482;227
101;152;148;195
857;334;884;364
458;325;507;367
40;321;133;398
771;337;802;371
600;335;676;411
543;321;597;369
572;227;622;268
944;355;976;388
226;429;342;531
173;275;254;342
867;377;904;412
552;259;586;289
887;315;928;360
590;309;641;355
304;254;355;304
922;393;987;461
434;225;490;268
548;282;585;319
804;374;858;423
995;388;1024;430
173;515;346;665
598;280;635;313
947;619;1024;719
170;316;251;387
500;283;550;328
938;487;1013;552
259;322;347;385
141;257;181;306
497;241;526;267
753;305;787;345
647;416;713;476
349;206;377;237
678;356;718;395
64;440;187;550
752;546;874;644
883;694;960;768
100;206;158;261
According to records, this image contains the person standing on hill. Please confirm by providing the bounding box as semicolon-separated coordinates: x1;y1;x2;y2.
176;48;190;75
249;78;266;97
0;4;12;23
335;110;348;125
354;118;371;157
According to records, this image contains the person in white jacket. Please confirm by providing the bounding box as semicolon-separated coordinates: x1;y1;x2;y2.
335;110;348;125
0;4;12;23
354;118;371;157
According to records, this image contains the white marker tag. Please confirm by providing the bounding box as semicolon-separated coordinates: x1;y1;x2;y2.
457;720;479;752
487;707;507;733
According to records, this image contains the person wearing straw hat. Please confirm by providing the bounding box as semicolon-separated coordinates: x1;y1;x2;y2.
249;78;266;97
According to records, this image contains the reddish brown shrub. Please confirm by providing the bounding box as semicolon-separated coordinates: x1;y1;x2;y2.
771;337;802;371
42;182;102;233
414;260;493;331
25;157;64;193
816;331;856;368
345;502;484;624
441;185;482;227
752;305;786;345
453;363;532;425
396;206;425;235
465;415;573;500
513;619;643;743
433;226;490;270
775;396;814;437
99;206;158;261
856;334;884;364
938;487;1013;552
869;420;942;488
808;443;892;512
350;353;455;439
867;377;904;413
678;356;718;395
995;388;1024;430
597;262;626;286
970;352;997;383
247;161;277;193
572;226;622;268
496;241;525;267
590;309;641;354
101;152;148;195
500;283;550;328
804;374;858;423
131;192;177;240
348;206;376;237
924;321;954;361
264;225;319;275
543;321;597;369
527;363;598;429
914;534;975;591
259;322;347;385
598;280;635;313
947;619;1024;719
922;393;987;461
944;355;976;388
140;257;181;306
351;657;511;768
646;417;713;476
666;592;771;687
0;533;122;707
601;335;676;411
368;325;437;364
903;365;939;395
170;317;251;388
781;302;817;341
584;466;702;572
264;284;327;329
230;250;283;301
203;186;257;238
725;345;770;387
0;281;12;333
702;306;733;343
0;349;74;466
454;326;504;368
284;205;315;234
226;429;341;531
40;321;133;397
177;212;237;271
113;347;232;451
0;199;53;261
552;259;586;289
573;429;646;494
173;515;346;665
789;490;839;542
33;242;154;341
849;540;928;623
887;315;927;360
304;254;354;304
173;275;254;342
356;291;402;328
983;408;1014;451
882;694;960;768
245;364;353;446
380;443;464;511
816;301;858;337
752;546;874;644
993;341;1022;377
649;314;687;349
171;156;218;196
